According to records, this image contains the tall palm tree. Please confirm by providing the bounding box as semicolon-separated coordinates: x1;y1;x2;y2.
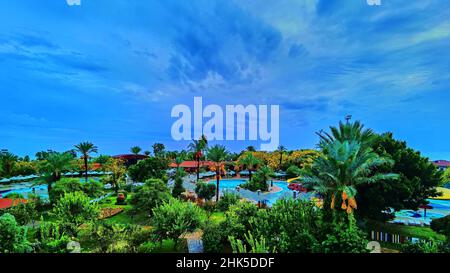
277;145;287;171
207;145;229;202
39;152;73;194
0;152;18;177
238;152;261;182
130;146;142;155
187;135;208;182
303;140;398;216
317;120;376;150
75;142;98;182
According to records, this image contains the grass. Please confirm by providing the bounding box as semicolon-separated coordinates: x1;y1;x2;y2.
99;196;151;226
366;220;445;241
209;211;226;224
151;239;188;253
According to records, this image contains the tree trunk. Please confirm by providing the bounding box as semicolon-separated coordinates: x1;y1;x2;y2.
196;158;200;182
84;156;89;182
249;169;252;182
216;171;220;202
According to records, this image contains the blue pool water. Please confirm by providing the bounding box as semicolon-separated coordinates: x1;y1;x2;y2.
211;179;297;206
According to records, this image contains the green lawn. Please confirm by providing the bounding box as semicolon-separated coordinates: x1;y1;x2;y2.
99;196;151;226
209;211;226;224
366;220;445;241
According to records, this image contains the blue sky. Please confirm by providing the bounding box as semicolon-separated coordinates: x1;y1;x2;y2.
1;0;449;159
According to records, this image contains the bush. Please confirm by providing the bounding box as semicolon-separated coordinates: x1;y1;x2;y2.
286;165;302;179
0;213;31;253
240;177;268;192
317;216;369;253
202;221;225;253
51;191;99;237
152;198;207;248
253;199;323;253
401;239;449;253
35;221;71;253
431;215;450;239
2;201;38;226
221;202;259;241
129;179;171;215
172;175;185;198
83;180;104;198
195;182;216;201
49;178;83;204
217;192;240;212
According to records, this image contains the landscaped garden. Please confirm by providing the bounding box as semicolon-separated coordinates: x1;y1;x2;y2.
1;120;449;253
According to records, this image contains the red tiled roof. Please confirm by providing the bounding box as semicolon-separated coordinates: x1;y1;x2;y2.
432;160;450;168
0;198;27;210
169;161;214;168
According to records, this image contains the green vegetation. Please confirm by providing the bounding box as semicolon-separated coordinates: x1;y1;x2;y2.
1;120;449;253
152;198;206;248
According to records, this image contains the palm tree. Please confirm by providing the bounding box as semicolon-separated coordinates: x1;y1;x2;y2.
238;152;261;182
257;165;274;187
175;156;184;169
207;145;229;202
317;120;376;150
187;135;208;182
130;146;142;155
144;150;151;156
0;152;18;177
75;142;98;182
39;152;73;194
277;145;287;171
303;140;398;216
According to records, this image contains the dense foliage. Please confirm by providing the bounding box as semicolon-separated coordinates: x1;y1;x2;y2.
0;213;31;253
356;133;441;221
129;179;171;215
51;191;99;236
195;182;216;200
128;157;169;182
152;198;206;248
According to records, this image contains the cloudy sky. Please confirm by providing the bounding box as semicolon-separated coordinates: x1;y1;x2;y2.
1;0;449;159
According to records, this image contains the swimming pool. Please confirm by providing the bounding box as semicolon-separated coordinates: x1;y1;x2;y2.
210;179;298;206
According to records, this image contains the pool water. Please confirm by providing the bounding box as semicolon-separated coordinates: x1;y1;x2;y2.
211;179;297;206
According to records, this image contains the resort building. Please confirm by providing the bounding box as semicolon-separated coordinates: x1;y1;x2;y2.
168;161;214;173
432;160;450;170
113;154;149;167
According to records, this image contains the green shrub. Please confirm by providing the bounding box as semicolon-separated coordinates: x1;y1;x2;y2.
253;199;323;253
49;178;83;204
217;192;240;212
172;175;185;198
317;215;369;253
430;215;450;239
195;182;216;200
2;201;38;226
83;180;104;198
202;221;225;253
152;198;207;248
401;239;448;253
35;221;71;253
129;179;171;215
0;213;31;253
51;191;99;237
